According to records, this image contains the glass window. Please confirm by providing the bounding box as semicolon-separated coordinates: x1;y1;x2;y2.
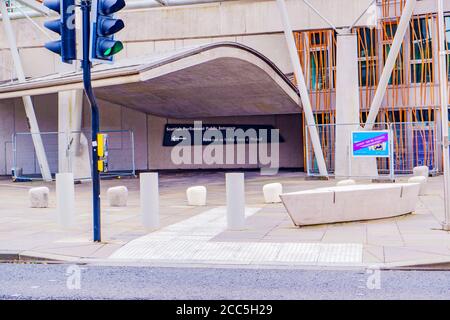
309;31;330;90
310;32;326;47
358;28;376;58
310;50;329;90
414;109;434;122
384;21;398;39
411;63;433;83
357;28;378;87
445;16;450;80
410;17;433;83
382;21;404;85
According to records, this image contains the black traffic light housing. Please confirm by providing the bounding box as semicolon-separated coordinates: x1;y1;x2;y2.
90;0;126;62
43;0;76;63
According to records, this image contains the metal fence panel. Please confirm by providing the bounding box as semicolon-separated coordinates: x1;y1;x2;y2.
12;130;135;180
305;122;438;177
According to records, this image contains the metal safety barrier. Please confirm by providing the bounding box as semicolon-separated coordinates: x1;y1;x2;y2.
12;129;135;181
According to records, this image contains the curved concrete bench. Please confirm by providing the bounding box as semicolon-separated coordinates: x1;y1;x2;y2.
280;183;420;226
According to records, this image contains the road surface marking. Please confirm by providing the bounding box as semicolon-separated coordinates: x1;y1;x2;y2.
110;207;363;265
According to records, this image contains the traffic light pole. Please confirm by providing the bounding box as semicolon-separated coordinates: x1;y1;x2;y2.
81;0;102;242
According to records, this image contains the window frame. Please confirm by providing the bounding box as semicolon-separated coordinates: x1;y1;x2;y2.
409;16;434;84
357;27;378;87
382;20;405;85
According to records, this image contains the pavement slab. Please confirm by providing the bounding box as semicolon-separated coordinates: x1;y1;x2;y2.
0;172;450;268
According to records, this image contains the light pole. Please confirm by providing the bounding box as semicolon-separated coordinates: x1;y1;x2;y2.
437;0;450;230
81;0;101;241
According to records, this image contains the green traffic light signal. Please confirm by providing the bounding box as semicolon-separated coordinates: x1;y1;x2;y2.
91;0;125;62
99;39;124;57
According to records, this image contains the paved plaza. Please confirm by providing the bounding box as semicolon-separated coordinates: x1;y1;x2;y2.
0;171;450;268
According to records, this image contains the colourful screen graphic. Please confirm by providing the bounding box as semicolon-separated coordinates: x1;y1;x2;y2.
352;131;390;157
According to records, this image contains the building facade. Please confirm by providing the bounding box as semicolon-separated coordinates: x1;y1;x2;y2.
0;0;449;177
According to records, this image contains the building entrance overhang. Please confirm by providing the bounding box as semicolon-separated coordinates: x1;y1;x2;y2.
0;42;301;118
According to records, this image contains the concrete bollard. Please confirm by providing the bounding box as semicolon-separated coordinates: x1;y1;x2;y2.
29;187;50;208
107;186;128;207
56;173;75;227
186;186;207;206
408;176;427;196
140;172;159;229
413;166;429;180
226;173;245;230
262;183;282;203
336;179;356;186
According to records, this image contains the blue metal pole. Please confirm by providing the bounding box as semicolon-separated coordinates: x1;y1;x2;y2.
81;0;101;242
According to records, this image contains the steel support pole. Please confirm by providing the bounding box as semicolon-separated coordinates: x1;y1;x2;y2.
81;0;101;242
276;0;328;177
0;0;52;181
437;0;450;230
364;0;416;129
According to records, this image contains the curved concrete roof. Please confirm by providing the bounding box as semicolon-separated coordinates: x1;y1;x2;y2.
0;42;301;118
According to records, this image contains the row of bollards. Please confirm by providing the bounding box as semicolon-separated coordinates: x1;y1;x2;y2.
139;172;246;230
53;172;247;230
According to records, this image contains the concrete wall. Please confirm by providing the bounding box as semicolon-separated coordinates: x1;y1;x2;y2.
0;95;148;175
82;98;149;172
0;0;376;81
0;95;303;175
7;0;441;175
147;113;303;170
0;94;58;175
0;99;15;175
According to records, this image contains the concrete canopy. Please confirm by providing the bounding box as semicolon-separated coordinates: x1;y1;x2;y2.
0;42;301;118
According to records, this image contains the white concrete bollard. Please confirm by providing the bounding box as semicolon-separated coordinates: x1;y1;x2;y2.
56;173;75;227
107;186;128;207
226;173;245;230
28;187;50;208
408;176;427;196
413;166;429;180
140;172;159;229
336;179;356;186
262;183;282;203
186;186;207;206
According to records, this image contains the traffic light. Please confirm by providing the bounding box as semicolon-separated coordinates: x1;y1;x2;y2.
91;0;125;62
43;0;76;63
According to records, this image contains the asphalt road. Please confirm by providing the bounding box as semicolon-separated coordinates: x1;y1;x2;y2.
0;263;449;300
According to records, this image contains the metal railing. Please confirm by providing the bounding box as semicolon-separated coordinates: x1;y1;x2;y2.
11;129;135;181
305;121;438;177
